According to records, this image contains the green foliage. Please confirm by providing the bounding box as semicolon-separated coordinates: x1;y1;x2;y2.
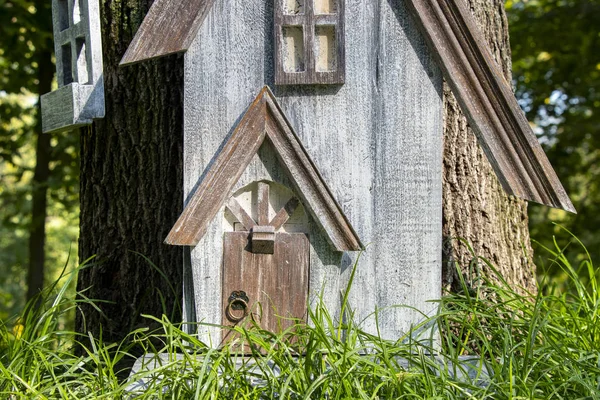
1;240;599;398
0;0;80;319
506;0;600;269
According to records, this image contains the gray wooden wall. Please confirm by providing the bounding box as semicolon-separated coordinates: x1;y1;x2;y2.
183;0;443;344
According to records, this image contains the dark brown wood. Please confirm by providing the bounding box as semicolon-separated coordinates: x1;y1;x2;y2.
404;0;575;213
251;226;276;254
77;0;184;347
270;197;300;231
120;0;216;66
274;0;345;85
165;86;362;251
221;232;310;348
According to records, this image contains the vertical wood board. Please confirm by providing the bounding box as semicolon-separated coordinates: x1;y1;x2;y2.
221;232;310;347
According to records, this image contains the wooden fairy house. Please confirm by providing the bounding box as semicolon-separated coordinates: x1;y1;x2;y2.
42;0;574;345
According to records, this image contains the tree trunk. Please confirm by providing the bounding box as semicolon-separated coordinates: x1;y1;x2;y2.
76;0;184;343
441;0;536;293
26;49;54;302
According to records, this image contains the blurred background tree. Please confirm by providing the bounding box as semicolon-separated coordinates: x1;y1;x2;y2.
506;0;600;282
0;0;79;322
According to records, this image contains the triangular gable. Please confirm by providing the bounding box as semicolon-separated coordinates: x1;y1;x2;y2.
165;87;363;251
404;0;575;213
120;0;216;65
122;0;574;212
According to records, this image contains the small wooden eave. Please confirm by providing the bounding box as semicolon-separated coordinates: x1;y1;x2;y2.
404;0;575;213
120;0;215;66
165;87;363;252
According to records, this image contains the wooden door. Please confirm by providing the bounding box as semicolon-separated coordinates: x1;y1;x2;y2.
221;182;310;346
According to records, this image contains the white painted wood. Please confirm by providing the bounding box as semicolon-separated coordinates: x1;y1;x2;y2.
183;0;443;342
41;0;104;133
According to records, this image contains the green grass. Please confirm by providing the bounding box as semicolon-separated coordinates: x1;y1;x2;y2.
1;234;599;399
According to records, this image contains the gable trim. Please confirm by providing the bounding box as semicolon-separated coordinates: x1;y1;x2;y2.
405;0;575;212
165;87;363;251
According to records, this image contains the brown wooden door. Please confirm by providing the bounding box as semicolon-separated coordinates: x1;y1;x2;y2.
221;232;309;343
221;182;310;347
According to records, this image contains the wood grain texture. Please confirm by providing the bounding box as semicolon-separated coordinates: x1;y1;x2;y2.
42;0;104;133
166;87;362;252
226;198;256;231
404;0;574;213
270;197;300;230
257;182;270;226
77;0;184;346
119;0;215;65
221;232;310;348
182;0;443;342
274;0;345;85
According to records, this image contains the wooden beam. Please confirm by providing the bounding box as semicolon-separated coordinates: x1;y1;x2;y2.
270;197;300;231
226;198;256;232
120;0;215;66
165;92;267;245
404;0;575;213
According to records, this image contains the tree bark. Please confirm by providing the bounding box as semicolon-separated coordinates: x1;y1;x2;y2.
27;48;54;302
441;0;536;293
76;0;184;343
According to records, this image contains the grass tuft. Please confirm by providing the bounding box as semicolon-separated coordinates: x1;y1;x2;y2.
1;234;599;398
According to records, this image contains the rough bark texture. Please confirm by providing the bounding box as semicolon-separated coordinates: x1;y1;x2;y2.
442;0;536;293
76;0;184;344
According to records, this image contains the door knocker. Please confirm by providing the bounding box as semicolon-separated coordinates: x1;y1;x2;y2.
226;291;250;322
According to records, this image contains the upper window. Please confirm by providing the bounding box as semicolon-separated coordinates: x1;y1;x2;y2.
275;0;345;85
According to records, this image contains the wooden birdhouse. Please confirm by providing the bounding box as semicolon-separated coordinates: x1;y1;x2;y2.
114;0;575;345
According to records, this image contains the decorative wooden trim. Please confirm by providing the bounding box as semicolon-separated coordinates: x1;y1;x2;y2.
225;198;256;232
166;86;362;251
120;0;216;66
270;197;300;231
257;182;270;226
404;0;575;212
41;0;105;133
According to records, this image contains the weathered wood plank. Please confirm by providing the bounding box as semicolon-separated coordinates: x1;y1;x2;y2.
120;0;216;65
404;0;575;212
165;94;267;245
226;198;256;231
270;197;300;231
257;182;270;226
264;94;362;251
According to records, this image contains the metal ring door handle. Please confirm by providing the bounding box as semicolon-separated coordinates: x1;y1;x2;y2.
226;291;249;322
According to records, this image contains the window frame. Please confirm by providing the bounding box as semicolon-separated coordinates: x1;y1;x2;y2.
274;0;345;85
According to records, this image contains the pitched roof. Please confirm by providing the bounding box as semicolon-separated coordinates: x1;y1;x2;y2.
165;87;363;251
122;0;575;213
